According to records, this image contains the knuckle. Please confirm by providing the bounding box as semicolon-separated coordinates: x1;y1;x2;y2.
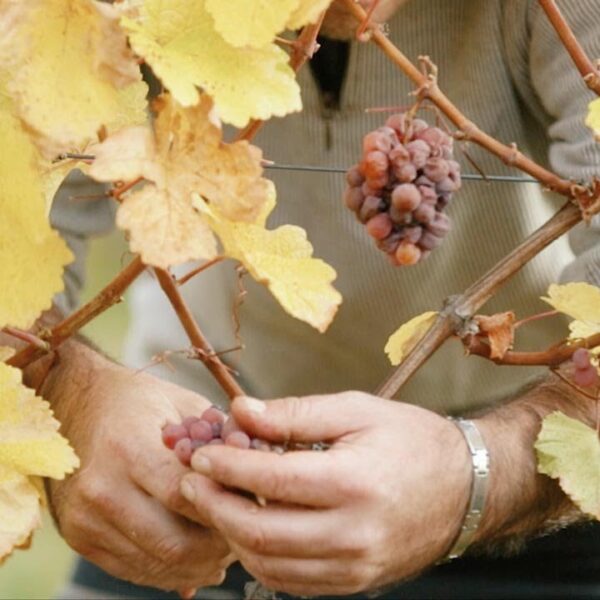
163;475;187;512
80;479;115;513
243;522;269;555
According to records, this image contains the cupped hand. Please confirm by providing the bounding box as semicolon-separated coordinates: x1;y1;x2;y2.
45;343;234;593
181;392;471;597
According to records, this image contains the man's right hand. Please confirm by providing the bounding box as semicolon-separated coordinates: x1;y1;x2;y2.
43;341;234;593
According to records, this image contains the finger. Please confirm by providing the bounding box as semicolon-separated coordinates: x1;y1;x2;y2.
236;548;365;587
190;445;351;506
181;474;360;558
231;393;379;444
110;489;232;579
234;544;365;598
128;424;212;525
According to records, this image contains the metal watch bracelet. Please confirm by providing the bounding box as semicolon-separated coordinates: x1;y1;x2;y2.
444;417;490;561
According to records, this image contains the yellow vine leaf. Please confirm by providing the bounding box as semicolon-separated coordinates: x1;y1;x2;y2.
287;0;336;30
0;96;73;329
89;94;274;269
0;0;147;159
120;0;301;127
0;468;42;563
202;203;341;333
385;312;438;366
586;98;600;141
0;363;79;561
542;282;600;341
206;0;299;48
535;412;600;519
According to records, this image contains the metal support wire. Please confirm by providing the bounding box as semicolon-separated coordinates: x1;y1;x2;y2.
58;153;541;184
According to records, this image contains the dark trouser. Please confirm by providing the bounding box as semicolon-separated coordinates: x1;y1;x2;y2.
69;522;600;600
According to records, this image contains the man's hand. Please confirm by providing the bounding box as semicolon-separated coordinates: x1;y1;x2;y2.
322;0;407;40
180;392;471;597
44;341;234;593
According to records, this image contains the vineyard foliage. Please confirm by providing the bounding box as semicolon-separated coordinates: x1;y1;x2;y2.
0;0;598;564
0;0;338;561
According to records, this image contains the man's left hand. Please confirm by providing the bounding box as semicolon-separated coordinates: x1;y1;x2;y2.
180;392;471;597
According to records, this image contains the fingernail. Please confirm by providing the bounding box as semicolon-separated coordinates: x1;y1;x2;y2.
238;396;266;414
180;478;196;502
191;453;212;475
179;588;196;600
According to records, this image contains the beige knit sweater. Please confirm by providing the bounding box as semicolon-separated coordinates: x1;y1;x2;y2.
53;0;600;413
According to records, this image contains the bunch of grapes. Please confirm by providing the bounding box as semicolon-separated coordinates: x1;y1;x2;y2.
571;348;600;388
162;407;281;466
344;113;462;266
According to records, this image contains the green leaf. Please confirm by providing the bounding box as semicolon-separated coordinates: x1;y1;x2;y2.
535;412;600;519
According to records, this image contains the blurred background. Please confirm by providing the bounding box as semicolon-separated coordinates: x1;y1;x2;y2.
0;231;130;600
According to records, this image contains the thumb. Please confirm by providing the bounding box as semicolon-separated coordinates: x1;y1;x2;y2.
231;393;377;443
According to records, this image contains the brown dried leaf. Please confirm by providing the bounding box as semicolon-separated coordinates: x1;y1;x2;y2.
475;312;516;360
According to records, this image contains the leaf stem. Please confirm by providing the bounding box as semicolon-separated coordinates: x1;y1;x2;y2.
236;15;326;142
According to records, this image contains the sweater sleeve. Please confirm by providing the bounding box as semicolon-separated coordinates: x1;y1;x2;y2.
49;170;115;314
505;0;600;285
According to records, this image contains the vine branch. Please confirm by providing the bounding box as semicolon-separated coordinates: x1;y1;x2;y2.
464;331;600;367
538;0;600;96
8;256;146;370
377;202;583;398
237;14;325;142
154;268;246;401
340;0;575;196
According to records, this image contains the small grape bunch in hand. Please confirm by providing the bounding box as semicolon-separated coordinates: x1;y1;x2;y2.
345;113;462;265
571;348;600;388
162;407;280;466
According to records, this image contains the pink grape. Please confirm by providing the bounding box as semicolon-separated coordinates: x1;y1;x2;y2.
174;438;193;466
572;348;591;369
396;241;422;266
221;416;242;439
359;195;383;223
346;166;365;187
392;184;421;211
366;213;393;240
182;416;200;432
202;406;226;426
225;431;252;449
162;423;189;450
189;420;213;443
574;365;600;388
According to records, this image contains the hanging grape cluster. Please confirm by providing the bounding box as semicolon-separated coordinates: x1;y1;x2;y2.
344;114;462;266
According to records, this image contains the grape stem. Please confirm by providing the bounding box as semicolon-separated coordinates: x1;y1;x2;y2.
463;331;600;367
538;0;600;96
8;256;147;370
